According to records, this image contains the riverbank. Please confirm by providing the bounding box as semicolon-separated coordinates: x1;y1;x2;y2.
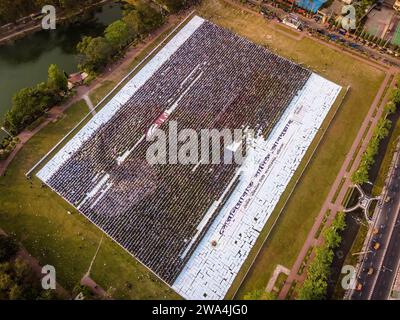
0;0;114;45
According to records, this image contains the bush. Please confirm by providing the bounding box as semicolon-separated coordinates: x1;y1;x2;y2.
0;235;19;262
0;137;19;160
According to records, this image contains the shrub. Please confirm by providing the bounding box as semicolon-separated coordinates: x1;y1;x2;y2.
0;235;19;262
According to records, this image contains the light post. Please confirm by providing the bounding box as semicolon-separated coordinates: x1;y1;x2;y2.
1;126;13;139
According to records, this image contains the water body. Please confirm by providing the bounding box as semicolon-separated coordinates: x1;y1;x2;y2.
0;2;124;121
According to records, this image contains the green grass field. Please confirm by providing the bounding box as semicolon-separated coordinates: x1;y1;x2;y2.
391;24;400;46
0;0;388;300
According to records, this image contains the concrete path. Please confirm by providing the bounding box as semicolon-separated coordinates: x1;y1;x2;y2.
266;264;291;293
80;275;110;300
83;94;96;115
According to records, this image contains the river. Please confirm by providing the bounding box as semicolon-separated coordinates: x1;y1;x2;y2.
0;1;124;122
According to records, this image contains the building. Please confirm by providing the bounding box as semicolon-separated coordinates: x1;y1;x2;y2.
67;72;88;89
394;0;400;11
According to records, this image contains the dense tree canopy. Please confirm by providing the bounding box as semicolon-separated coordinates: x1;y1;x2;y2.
0;235;57;300
0;235;19;262
77;0;166;73
158;0;188;12
47;64;68;93
0;258;56;300
77;36;112;72
4;64;67;133
105;20;132;50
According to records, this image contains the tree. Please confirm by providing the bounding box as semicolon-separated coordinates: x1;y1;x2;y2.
4;83;53;133
159;0;187;12
297;213;346;300
384;101;397;115
324;227;341;249
332;212;346;232
77;36;112;73
135;1;165;33
47;64;68;93
351;166;369;185
0;258;54;300
391;88;400;106
123;10;143;38
0;235;19;262
105;20;132;50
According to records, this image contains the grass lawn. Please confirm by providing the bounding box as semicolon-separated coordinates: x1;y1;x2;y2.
195;0;386;299
89;80;117;106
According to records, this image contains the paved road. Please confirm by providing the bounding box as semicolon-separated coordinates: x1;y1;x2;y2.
351;143;400;300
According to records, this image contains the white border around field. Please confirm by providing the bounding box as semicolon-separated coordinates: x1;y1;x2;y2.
35;15;342;300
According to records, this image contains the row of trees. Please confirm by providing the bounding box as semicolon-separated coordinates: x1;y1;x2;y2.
0;0;101;25
3;64;68;134
354;28;400;53
297;212;346;300
77;0;189;73
351;84;400;185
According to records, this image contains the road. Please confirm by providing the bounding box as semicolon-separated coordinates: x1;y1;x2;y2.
351;142;400;300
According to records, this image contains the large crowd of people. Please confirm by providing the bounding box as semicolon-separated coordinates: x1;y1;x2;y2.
43;21;311;284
